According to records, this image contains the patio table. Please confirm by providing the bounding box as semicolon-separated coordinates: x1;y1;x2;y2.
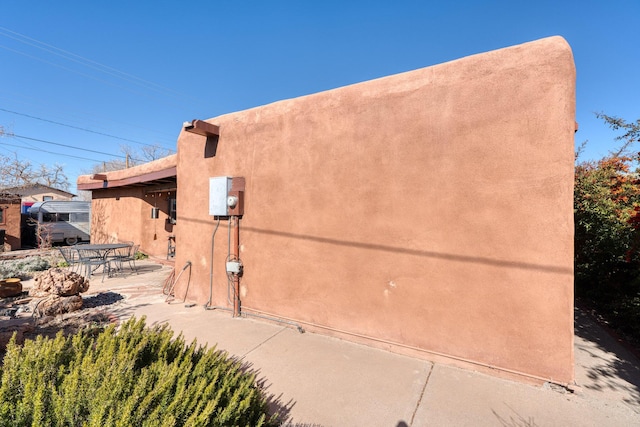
74;243;131;281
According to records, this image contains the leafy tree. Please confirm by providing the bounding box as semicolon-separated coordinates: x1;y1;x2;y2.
595;113;640;156
575;114;640;344
574;155;640;291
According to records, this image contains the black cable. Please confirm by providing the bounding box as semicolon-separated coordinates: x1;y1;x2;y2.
1;107;173;149
0;141;104;162
12;133;131;159
205;218;222;308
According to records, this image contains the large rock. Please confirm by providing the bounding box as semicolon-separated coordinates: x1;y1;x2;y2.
30;268;89;298
34;294;83;316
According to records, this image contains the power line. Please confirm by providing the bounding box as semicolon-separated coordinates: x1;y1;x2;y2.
0;141;105;163
0;107;175;149
10;133;135;160
0;42;167;103
0;90;178;144
0;26;193;101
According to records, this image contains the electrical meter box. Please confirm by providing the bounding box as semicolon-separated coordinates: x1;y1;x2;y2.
209;176;233;216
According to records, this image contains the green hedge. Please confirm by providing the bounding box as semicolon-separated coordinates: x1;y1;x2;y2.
0;317;274;426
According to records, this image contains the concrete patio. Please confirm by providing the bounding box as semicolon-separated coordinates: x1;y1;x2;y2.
26;260;640;426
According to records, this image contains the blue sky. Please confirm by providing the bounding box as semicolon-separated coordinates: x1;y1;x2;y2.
1;1;639;193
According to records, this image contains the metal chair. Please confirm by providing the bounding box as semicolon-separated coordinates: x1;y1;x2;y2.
108;243;139;274
57;247;81;273
76;248;111;282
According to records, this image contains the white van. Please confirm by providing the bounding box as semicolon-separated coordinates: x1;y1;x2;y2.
28;201;91;245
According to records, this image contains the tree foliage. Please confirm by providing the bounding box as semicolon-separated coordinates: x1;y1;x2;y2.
574;155;640;290
575;114;640;344
595;113;640;156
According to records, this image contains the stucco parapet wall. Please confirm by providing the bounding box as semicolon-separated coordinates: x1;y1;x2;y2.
208;36;574;126
77;154;177;190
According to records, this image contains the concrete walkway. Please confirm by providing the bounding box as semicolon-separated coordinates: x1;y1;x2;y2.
81;261;640;426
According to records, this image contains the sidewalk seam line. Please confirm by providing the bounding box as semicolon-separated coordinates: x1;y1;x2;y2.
410;363;434;426
242;327;287;357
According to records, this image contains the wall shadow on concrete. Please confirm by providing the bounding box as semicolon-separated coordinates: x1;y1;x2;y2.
243;226;573;275
491;405;538;427
251;370;296;425
574;307;640;408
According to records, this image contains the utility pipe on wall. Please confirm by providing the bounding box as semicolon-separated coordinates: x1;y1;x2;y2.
232;216;241;317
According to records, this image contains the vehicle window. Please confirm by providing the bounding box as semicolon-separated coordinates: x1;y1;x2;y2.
58;213;70;222
42;213;55;222
71;212;89;222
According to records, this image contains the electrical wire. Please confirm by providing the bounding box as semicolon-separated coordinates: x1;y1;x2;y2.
0;107;174;149
0;89;178;144
0;43;155;99
0;26;197;102
11;133;133;160
0;141;105;163
0;26;198;165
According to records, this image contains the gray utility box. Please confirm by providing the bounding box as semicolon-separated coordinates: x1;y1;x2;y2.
209;176;233;216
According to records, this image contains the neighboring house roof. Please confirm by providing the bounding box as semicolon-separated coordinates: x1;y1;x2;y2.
0;183;75;198
77;154;177;191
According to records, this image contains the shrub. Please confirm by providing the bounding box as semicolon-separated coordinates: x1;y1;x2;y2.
0;317;274;426
0;256;51;280
575;153;640;346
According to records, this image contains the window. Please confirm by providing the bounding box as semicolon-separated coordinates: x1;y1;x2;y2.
0;207;4;225
43;196;53;201
71;212;89;222
168;198;177;224
58;213;70;222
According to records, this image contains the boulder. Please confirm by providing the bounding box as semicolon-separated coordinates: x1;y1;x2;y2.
30;268;89;298
34;295;83;316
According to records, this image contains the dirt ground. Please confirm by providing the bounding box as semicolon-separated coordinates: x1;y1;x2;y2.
0;288;125;355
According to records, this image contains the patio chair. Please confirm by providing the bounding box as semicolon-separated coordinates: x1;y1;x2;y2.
108;243;139;274
57;247;81;273
76;248;111;282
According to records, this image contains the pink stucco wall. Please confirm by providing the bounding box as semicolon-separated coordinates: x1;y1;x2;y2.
91;188;176;257
0;198;21;251
78;155;177;258
174;36;575;383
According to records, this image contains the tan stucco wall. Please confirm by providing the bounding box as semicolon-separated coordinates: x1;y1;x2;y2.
174;36;575;383
21;191;73;203
91;187;176;258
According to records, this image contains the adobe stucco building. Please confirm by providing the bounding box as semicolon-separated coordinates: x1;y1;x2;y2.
79;36;575;384
0;193;22;251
